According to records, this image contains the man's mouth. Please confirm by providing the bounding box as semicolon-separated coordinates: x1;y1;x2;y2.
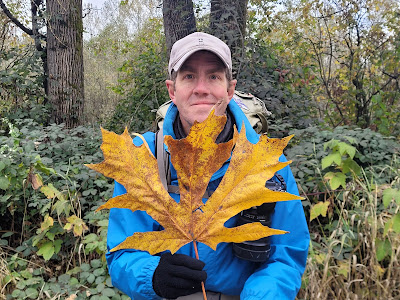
192;102;215;106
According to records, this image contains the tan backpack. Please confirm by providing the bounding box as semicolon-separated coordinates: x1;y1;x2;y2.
154;90;271;134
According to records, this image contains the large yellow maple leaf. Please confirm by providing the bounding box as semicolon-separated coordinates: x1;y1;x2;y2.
86;111;302;255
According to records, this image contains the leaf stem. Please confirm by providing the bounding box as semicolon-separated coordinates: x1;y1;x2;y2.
193;240;207;300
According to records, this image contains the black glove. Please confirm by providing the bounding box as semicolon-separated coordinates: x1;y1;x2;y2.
152;252;207;299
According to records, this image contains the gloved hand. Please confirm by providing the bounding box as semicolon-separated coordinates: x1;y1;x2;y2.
152;252;207;299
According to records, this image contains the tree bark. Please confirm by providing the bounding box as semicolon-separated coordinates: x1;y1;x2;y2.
163;0;197;56
31;0;48;98
210;0;248;75
47;0;84;128
1;0;48;106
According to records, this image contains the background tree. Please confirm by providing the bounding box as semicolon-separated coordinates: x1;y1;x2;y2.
1;0;85;128
163;0;196;55
260;0;400;134
159;0;314;135
162;0;248;74
0;0;45;119
210;0;248;73
46;0;84;128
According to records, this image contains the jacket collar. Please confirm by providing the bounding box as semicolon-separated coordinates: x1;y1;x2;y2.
163;99;260;144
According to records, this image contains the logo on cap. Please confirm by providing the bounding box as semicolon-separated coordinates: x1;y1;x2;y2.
198;38;204;45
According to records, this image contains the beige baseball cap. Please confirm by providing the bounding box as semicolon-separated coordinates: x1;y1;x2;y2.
168;32;232;77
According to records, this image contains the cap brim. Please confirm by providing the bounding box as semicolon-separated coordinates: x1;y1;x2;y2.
170;47;231;75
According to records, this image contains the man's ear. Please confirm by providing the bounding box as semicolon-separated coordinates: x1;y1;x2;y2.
166;79;176;103
228;79;237;99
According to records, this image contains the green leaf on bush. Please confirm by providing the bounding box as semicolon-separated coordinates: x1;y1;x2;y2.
324;172;346;190
383;188;400;208
25;277;40;286
37;241;55;261
91;259;102;268
321;152;342;169
1;231;13;238
81;263;91;272
16;280;26;289
49;282;61;293
323;139;339;151
11;289;24;297
94;267;106;276
393;214;400;233
80;271;89;279
70;277;79;286
376;238;392;261
97;282;105;293
337;142;356;159
385;214;400;235
35;162;56;175
20;269;32;279
344;136;357;144
58;274;70;284
0;176;10;190
310;201;330;222
103;288;116;297
0;161;5;171
106;276;113;287
40;183;59;199
341;158;361;175
54;239;63;253
83;233;98;243
87;273;95;284
97;219;109;227
53;199;71;217
25;287;39;299
40;214;54;232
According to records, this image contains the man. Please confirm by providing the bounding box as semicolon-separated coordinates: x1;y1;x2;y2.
106;32;309;300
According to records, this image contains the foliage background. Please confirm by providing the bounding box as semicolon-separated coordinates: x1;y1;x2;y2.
1;0;400;299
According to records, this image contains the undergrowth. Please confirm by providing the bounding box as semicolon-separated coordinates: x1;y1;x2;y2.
0;118;127;299
0;118;399;299
293;128;400;299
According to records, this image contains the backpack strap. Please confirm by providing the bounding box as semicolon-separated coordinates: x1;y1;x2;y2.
156;128;169;191
155;129;213;199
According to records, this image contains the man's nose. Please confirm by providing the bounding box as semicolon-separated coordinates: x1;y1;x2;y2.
193;77;210;95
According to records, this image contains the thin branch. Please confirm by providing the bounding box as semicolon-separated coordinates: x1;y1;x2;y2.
0;0;33;35
383;71;399;81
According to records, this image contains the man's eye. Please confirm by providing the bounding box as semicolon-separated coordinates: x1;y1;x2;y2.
184;74;193;79
210;75;218;80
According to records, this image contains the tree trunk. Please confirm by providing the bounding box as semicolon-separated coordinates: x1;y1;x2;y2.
210;0;248;75
353;78;370;128
31;0;48;99
163;0;197;56
47;0;84;128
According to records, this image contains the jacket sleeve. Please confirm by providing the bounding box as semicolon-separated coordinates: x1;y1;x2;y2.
240;155;310;300
105;181;163;300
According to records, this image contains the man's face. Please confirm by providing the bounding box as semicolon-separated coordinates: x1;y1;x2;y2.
166;51;237;135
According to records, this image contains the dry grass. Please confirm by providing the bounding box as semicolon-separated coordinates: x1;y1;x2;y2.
298;171;400;300
0;248;11;300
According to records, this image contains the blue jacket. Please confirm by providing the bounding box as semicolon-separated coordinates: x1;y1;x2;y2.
106;100;310;299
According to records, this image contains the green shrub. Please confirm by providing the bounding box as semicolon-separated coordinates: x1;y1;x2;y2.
0;45;46;123
0;118;124;298
295;128;400;299
107;19;168;134
286;126;400;204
